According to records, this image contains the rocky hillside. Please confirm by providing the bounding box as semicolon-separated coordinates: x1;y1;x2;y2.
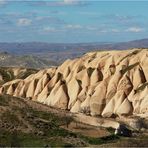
0;67;38;85
0;94;114;147
2;94;148;147
0;52;57;69
0;49;148;118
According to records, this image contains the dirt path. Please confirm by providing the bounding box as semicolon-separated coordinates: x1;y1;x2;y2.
61;122;110;138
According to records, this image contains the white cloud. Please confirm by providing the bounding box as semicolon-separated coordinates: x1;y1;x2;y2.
63;0;79;5
63;0;74;4
60;0;85;6
43;27;57;32
17;18;32;26
111;29;120;33
65;24;83;29
100;30;108;33
98;28;120;34
38;0;84;6
78;11;98;16
125;27;144;33
86;26;97;31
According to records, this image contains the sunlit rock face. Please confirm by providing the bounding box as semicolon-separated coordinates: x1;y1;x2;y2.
1;49;148;117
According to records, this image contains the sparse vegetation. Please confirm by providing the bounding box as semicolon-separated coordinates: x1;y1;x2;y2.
101;135;148;147
2;110;22;126
0;51;58;69
0;92;148;147
0;95;122;147
0;95;9;106
0;129;59;147
107;127;115;134
80;134;119;145
80;107;90;115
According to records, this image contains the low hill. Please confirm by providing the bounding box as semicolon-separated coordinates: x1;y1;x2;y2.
0;94;121;147
0;92;148;147
0;52;58;69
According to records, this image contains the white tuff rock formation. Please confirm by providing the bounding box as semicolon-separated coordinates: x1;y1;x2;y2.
0;49;148;117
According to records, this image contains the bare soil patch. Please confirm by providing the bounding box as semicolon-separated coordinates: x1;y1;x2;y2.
61;121;111;138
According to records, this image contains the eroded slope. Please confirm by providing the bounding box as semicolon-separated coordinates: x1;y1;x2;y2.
0;49;148;118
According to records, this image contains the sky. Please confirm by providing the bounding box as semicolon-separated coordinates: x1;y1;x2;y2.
0;0;148;43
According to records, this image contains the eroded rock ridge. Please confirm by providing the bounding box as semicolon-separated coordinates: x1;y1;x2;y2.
1;49;148;117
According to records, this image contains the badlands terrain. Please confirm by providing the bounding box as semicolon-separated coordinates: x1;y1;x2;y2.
1;48;148;117
1;48;148;146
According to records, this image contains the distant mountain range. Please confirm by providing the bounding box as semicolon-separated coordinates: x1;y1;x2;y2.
0;38;148;64
0;38;148;53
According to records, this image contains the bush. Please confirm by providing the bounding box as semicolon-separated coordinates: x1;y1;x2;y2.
0;95;9;106
81;134;119;145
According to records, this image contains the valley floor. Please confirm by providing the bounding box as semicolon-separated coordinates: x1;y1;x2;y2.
0;95;148;147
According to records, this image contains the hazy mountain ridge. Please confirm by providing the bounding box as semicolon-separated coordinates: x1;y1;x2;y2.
1;39;148;54
0;39;148;63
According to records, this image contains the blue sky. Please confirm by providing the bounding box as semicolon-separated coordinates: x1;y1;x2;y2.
0;0;148;43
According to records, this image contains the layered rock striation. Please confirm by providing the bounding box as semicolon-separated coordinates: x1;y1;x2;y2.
0;49;148;117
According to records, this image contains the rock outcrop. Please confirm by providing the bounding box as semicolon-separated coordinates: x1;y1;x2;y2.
0;49;148;118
